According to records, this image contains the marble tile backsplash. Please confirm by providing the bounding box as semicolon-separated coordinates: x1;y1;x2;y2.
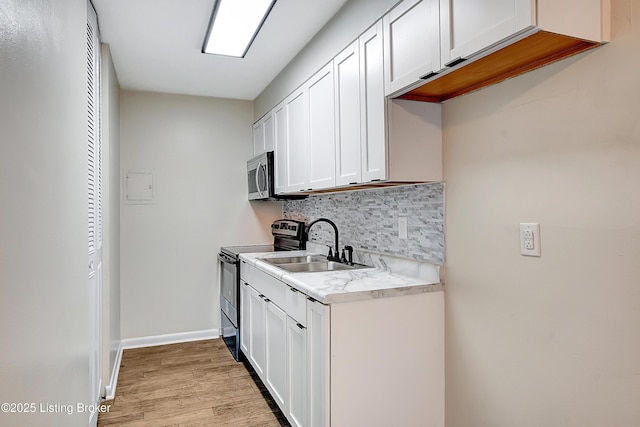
283;183;444;264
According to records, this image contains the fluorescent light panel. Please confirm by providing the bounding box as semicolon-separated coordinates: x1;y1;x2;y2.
203;0;276;57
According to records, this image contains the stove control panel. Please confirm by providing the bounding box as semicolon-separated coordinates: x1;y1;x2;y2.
271;219;306;239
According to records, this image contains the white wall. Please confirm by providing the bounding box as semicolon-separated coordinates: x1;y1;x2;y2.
443;1;640;426
119;91;282;340
254;0;400;119
100;43;121;393
0;1;92;426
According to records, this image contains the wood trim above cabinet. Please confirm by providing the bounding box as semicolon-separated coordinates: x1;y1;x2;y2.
398;30;600;103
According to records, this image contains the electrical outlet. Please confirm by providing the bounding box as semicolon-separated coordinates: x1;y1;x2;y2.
520;223;541;257
398;217;408;239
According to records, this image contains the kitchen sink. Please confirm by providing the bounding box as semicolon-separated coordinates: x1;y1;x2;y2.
261;254;368;273
278;261;364;273
264;255;327;265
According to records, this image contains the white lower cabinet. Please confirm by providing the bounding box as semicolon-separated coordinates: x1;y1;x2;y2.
306;299;329;427
286;316;307;427
240;280;250;356
240;263;444;427
246;284;266;378
265;300;288;410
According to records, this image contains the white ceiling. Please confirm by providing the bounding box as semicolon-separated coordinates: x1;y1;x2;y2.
92;0;349;100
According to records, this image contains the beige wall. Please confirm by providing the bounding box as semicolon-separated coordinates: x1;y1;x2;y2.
443;1;640;426
119;91;282;340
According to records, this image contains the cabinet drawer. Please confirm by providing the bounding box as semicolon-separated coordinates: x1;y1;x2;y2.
285;287;307;326
240;260;252;281
249;268;288;312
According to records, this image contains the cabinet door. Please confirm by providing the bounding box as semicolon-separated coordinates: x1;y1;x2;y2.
253;112;274;156
265;300;288;411
253;120;265;157
287;316;307;427
440;0;533;65
307;63;336;190
383;0;440;96
248;285;266;379
334;41;362;186
263;112;275;153
285;87;309;192
360;20;387;183
273;101;287;195
240;281;251;357
307;299;330;427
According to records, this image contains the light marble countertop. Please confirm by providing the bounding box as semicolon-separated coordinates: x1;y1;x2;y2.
239;250;443;304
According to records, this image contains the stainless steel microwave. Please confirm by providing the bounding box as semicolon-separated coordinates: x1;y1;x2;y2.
247;151;274;200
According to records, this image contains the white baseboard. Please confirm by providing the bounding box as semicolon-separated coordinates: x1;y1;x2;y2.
121;328;220;350
104;341;123;401
103;329;220;401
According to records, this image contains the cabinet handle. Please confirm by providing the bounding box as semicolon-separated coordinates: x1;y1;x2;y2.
296;323;306;330
258;294;264;298
349;182;357;185
444;57;467;68
307;296;318;303
419;71;438;80
289;287;297;293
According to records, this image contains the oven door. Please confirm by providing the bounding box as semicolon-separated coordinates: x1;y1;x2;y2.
218;251;240;361
221;306;240;361
218;252;238;326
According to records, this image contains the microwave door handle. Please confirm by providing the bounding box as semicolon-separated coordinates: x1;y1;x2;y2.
255;161;264;198
260;163;268;194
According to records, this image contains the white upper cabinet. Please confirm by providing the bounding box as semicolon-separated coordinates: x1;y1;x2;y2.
383;0;440;96
334;41;362;186
440;0;533;66
253;110;274;156
273;101;287;195
284;86;309;193
397;0;609;101
264;113;274;153
307;63;336;191
335;20;387;186
360;21;387;183
253;122;264;157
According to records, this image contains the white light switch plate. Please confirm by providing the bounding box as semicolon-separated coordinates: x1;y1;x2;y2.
520;223;540;257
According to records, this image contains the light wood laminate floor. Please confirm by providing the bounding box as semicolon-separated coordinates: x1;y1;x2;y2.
98;339;290;427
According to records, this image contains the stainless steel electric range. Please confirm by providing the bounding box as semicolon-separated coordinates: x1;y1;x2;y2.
217;219;307;361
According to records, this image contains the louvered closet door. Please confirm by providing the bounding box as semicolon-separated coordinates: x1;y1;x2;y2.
87;1;102;424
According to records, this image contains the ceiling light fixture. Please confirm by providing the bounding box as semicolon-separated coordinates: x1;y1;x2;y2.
202;0;277;58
